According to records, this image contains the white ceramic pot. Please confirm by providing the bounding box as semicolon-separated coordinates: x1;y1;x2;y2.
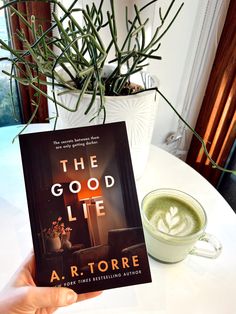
48;69;158;179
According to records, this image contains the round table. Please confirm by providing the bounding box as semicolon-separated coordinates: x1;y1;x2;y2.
0;124;236;314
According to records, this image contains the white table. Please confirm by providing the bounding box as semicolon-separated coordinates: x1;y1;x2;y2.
1;124;236;314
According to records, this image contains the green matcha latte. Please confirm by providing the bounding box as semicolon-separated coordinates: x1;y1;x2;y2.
144;195;203;237
141;189;221;263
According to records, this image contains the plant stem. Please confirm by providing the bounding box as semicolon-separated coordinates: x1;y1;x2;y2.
151;87;236;175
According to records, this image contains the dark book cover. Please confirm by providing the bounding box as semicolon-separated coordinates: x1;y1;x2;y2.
19;122;151;294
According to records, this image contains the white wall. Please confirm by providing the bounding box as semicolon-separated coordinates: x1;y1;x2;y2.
144;0;230;158
147;0;201;150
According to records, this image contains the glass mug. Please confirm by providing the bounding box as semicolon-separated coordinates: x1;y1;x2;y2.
141;189;222;263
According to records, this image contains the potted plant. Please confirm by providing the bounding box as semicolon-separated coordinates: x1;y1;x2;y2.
0;0;234;175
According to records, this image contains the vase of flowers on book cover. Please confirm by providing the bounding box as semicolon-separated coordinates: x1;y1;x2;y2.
43;216;72;252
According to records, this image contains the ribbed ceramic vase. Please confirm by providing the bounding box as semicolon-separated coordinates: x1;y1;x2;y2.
48;69;158;179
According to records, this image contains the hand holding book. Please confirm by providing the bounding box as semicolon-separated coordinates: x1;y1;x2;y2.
0;253;101;313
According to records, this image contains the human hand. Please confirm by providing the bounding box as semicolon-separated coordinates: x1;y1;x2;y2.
0;253;101;314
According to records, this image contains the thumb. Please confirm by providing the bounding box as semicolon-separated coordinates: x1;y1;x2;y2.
30;286;77;308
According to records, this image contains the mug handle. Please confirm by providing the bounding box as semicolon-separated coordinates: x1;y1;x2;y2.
190;233;222;259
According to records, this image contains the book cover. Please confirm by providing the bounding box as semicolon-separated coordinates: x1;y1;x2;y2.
19;122;151;294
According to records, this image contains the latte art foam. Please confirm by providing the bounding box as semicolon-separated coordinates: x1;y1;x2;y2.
149;205;201;236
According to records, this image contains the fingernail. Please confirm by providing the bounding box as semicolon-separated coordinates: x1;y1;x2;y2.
66;291;77;304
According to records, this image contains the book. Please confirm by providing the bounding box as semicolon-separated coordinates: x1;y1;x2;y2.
19;121;151;294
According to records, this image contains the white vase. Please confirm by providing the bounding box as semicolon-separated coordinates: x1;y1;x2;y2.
48;70;158;179
45;237;61;252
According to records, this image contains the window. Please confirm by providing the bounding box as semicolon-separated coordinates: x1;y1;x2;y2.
0;0;21;126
